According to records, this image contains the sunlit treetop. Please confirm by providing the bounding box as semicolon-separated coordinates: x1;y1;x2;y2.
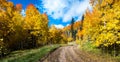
26;4;40;15
15;4;22;11
63;21;82;31
26;4;34;9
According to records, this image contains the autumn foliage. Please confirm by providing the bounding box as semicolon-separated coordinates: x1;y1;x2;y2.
15;4;22;11
62;0;120;56
0;0;67;57
0;0;120;57
82;0;120;56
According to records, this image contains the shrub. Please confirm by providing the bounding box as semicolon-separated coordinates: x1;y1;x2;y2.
0;39;9;57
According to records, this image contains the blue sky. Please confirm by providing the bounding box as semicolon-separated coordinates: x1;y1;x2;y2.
10;0;91;29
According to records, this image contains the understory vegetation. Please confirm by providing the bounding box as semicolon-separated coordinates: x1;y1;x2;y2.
81;41;120;62
0;45;60;62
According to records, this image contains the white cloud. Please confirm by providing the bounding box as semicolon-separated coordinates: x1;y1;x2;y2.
21;9;26;16
66;24;70;26
41;0;91;22
54;24;64;29
42;0;66;19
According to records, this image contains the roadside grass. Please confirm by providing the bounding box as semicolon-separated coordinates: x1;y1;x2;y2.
80;41;120;62
0;44;60;62
112;56;120;62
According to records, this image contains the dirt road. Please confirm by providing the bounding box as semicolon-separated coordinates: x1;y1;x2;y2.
38;46;113;62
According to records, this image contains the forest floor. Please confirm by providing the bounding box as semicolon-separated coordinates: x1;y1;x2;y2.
38;45;114;62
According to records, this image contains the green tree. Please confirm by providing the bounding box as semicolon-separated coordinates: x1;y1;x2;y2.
70;18;75;40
